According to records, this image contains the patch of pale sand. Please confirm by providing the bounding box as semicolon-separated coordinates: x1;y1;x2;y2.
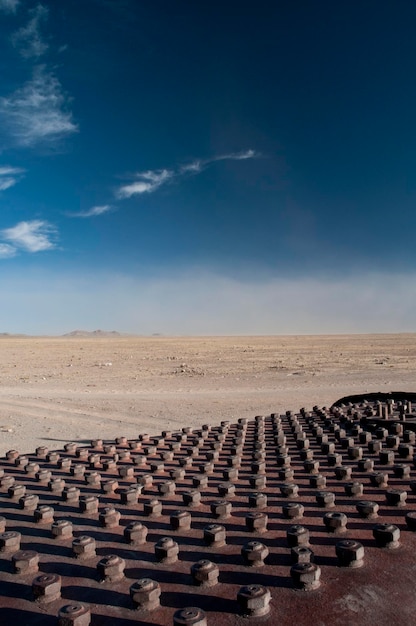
0;334;415;455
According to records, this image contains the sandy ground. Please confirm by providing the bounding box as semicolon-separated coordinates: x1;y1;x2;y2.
0;333;415;456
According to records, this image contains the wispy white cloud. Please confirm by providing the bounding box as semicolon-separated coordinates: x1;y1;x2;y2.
0;0;20;13
67;205;113;218
116;169;173;199
0;165;25;190
0;65;78;147
116;150;258;199
1;219;57;252
0;243;16;258
12;4;48;59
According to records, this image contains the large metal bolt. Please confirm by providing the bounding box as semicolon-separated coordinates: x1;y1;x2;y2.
321;442;335;454
99;506;120;528
373;523;400;548
192;475;208;489
32;573;61;603
398;443;414;459
57;603;91;626
72;536;96;559
155;536;179;563
379;450;395;465
334;466;352;481
287;525;309;547
218;482;236;497
130;578;161;611
182;489;201;508
170;510;191;531
344;481;363;497
210;499;232;519
19;494;39;510
279;467;295;481
291;546;314;564
198;462;214;475
0;531;21;552
291;563;321;590
370;472;389;488
336;539;364;568
386;489;407;507
246;512;268;533
138;473;153;488
120;486;141;504
79;495;99;514
393;464;410;478
282;502;304;519
8;484;26;499
36;469;52;482
51;520;73;539
280;483;299;498
12;550;39;574
237;584;271;617
348;446;363;460
249;474;266;489
204;524;226;547
248;492;267;509
300;449;314;462
170;468;186;480
310;474;326;488
63;486;81;503
118;465;134;479
48;477;65;493
324;512;348;533
303;460;320;474
158;480;176;496
356;500;379;519
70;464;85;477
241;541;269;567
358;457;374;472
97;554;125;582
34;505;54;524
405;511;416;531
25;462;40;475
143;498;163;517
85;471;101;486
326;452;342;467
173;607;207;626
315;491;335;508
124;521;148;545
191;559;219;586
223;467;238;481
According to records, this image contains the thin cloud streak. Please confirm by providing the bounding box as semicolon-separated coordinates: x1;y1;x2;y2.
116;150;258;199
67;205;113;218
116;169;173;199
0;65;78;147
0;165;25;190
12;4;48;59
1;219;57;253
0;243;16;258
0;0;19;13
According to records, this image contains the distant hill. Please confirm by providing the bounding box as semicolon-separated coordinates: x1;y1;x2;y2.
63;330;122;337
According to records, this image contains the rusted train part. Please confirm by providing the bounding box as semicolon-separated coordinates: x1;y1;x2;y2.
1;397;416;624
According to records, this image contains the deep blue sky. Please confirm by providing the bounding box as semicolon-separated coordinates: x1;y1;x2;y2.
0;0;415;334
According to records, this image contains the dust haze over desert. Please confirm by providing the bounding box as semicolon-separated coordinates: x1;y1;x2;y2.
1;332;415;456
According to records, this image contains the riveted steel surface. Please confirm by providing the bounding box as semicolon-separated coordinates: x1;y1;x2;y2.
1;397;416;624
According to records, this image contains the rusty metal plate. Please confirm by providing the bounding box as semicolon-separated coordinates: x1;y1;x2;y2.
1;396;416;625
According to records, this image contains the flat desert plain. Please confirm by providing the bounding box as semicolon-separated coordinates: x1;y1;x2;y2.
0;334;415;456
